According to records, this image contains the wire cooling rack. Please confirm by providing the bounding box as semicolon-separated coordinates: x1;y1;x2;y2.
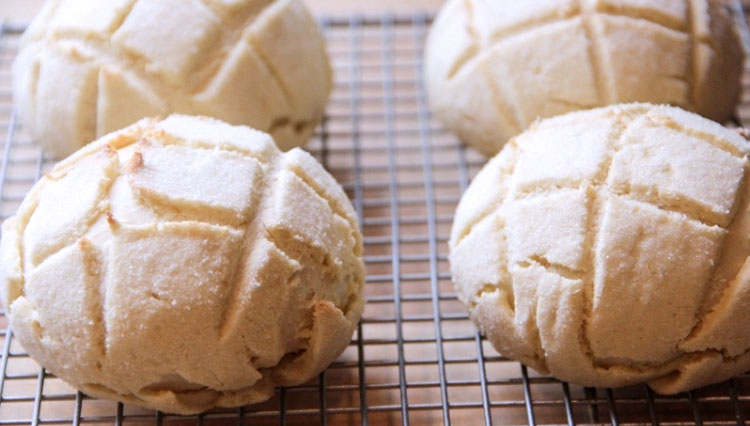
1;5;750;426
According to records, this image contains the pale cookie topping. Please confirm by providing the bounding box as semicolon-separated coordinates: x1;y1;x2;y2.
13;0;332;157
425;0;744;156
450;104;750;393
0;115;364;414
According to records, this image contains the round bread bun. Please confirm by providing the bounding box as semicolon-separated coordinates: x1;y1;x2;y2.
425;0;744;156
0;115;364;414
449;104;750;393
12;0;332;158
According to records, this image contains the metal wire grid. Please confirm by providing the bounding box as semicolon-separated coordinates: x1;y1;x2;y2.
0;6;749;426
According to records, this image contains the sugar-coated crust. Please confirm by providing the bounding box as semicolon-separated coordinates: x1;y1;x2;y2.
449;103;750;393
0;115;364;414
12;0;332;158
425;0;745;156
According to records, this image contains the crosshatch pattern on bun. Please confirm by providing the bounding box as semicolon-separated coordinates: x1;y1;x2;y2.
13;0;332;158
425;0;744;156
0;115;364;414
450;104;750;393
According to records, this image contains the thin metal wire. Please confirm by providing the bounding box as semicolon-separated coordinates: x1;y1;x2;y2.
689;390;705;426
72;391;82;426
317;22;332;425
0;102;19;407
606;388;619;426
380;13;410;426
319;372;328;425
472;332;493;426
0;327;12;401
345;14;369;426
414;13;452;426
520;365;537;426
454;97;494;426
236;406;244;426
728;378;746;426
645;386;659;426
116;402;124;426
585;387;599;423
29;368;44;426
280;387;287;426
561;383;575;426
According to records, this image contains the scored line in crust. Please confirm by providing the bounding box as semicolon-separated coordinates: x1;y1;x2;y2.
446;0;702;111
35;0;289;132
580;0;615;105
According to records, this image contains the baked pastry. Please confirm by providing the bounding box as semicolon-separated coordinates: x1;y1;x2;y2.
425;0;744;156
13;0;332;158
450;104;750;393
0;115;364;414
